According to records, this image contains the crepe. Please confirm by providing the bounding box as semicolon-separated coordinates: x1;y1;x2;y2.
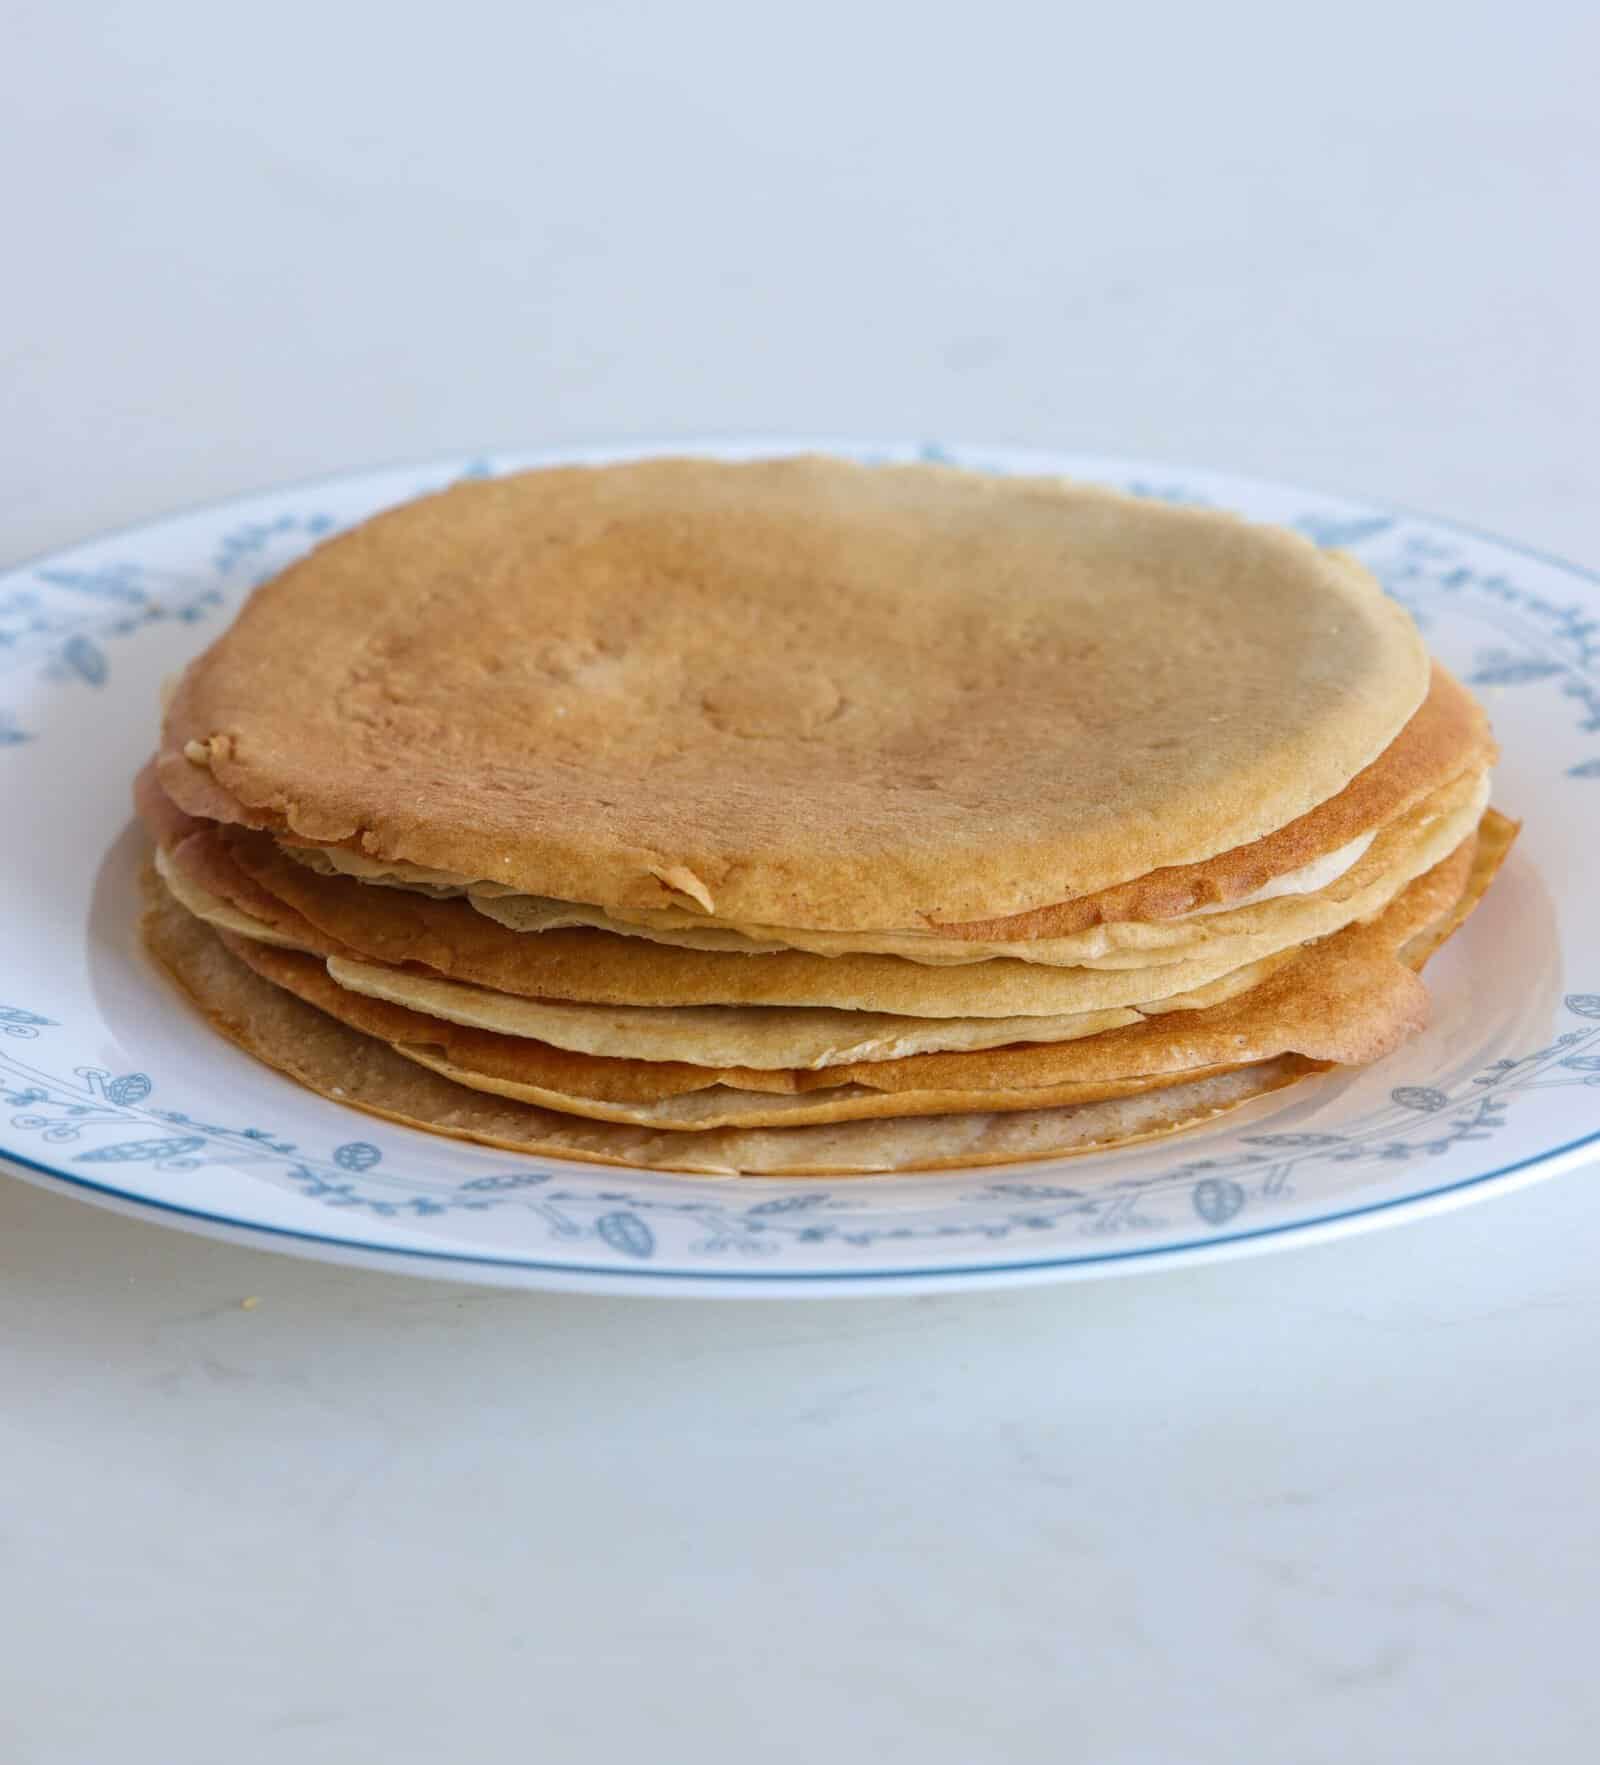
466;767;1491;967
145;761;1487;1014
302;804;1497;1073
141;872;1317;1175
151;818;1325;1052
154;845;308;950
141;808;1517;1143
1399;806;1516;966
157;456;1428;930
168;816;1506;1132
322;958;1144;1068
281;661;1493;942
148;816;1516;1173
140;806;1287;1020
135;456;1514;1177
151;815;1312;1019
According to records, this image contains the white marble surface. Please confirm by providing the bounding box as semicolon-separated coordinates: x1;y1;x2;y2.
3;2;1599;1759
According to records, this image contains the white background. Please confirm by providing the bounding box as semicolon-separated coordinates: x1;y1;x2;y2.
3;2;1599;1759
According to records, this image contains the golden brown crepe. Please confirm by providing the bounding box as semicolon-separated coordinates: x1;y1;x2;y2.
140;810;1511;1160
136;456;1515;1176
157;817;1508;1132
460;768;1490;966
274;661;1494;947
141;872;1319;1176
157;456;1427;930
140;764;1488;1012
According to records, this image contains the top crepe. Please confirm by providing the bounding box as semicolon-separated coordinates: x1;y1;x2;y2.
158;456;1429;931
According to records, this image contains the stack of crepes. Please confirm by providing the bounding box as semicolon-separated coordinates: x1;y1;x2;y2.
136;457;1515;1176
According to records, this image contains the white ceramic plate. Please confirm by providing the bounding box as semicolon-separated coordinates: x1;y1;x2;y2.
2;440;1594;1295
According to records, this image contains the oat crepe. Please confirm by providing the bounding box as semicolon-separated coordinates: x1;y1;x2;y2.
140;764;1486;1011
459;768;1491;966
155;818;1509;1132
158;456;1428;929
141;874;1319;1177
141;814;1509;1152
137;455;1516;1175
150;819;1304;1019
151;809;1493;1075
340;805;1507;1078
275;661;1493;950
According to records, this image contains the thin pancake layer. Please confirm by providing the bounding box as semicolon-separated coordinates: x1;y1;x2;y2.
141;780;1488;1037
463;766;1492;967
280;662;1493;939
139;770;1489;1068
321;946;1319;1067
158;456;1427;930
142;872;1312;1173
142;793;1313;1018
193;823;1501;1131
323;957;1144;1068
933;663;1492;935
383;834;1486;1129
154;846;308;950
1399;807;1517;967
394;1050;1252;1131
217;921;1249;1125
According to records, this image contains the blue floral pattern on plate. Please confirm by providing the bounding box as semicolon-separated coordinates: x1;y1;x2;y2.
3;1003;1598;1264
1;441;1594;1292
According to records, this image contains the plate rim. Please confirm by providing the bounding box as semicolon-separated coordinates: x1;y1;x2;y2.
4;1123;1599;1296
10;432;1597;594
4;436;1596;1294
